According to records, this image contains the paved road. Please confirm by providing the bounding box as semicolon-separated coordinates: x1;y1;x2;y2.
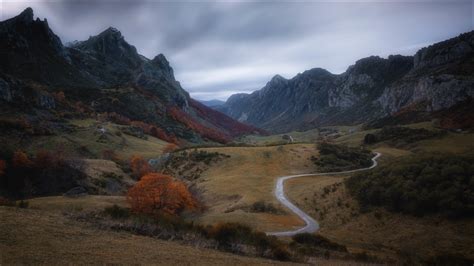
266;152;382;237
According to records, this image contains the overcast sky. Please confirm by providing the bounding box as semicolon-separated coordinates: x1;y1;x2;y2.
1;0;472;100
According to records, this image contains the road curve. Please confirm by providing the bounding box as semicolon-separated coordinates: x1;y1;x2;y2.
266;152;381;237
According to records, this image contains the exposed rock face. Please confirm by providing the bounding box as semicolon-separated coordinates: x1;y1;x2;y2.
0;8;261;143
221;32;474;132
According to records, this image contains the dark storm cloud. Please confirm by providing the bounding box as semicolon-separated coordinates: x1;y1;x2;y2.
1;0;472;100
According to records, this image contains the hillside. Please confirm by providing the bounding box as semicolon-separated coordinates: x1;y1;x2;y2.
0;206;293;265
0;8;264;145
219;32;474;133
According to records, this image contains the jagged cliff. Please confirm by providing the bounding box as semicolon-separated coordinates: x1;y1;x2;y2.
0;8;264;143
219;32;474;132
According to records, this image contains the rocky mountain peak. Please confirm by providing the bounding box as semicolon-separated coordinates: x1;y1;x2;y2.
0;7;72;83
72;27;137;56
300;68;333;78
413;31;474;71
270;74;286;82
16;7;34;23
98;27;123;39
151;54;175;79
265;74;287;88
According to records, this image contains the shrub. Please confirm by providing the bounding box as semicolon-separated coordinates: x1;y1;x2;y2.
250;201;279;213
363;126;445;147
272;246;292;261
129;155;152;179
127;173;198;216
17;200;29;208
292;233;347;252
312;142;372;171
104;204;130;219
12;150;32;168
0;148;87;198
209;222;253;250
346;153;474;217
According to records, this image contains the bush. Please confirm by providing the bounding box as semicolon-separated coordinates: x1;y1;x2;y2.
272;246;292;261
127;173;199;216
208;222;291;260
346;153;474;217
312;142;373;171
17;200;29;208
292;233;347;252
104;204;130;219
129;155;152;179
250;201;279;213
363;126;445;147
0;149;87;198
209;222;253;250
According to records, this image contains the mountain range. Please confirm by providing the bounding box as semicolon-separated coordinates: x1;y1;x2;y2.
199;99;225;107
217;31;474;132
1;8;473;141
0;8;264;145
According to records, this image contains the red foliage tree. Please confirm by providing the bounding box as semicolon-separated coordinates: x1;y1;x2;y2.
12;150;32;168
189;99;267;137
127;173;198;216
130;155;152;179
168;106;231;144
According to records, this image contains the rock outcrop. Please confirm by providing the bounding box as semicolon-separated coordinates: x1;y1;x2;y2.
0;8;263;143
220;32;474;132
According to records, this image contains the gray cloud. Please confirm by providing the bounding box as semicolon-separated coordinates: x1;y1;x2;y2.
1;0;472;100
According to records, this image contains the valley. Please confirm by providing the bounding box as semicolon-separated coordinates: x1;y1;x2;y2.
1;6;473;265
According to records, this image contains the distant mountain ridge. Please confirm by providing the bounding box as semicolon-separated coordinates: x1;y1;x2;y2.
218;32;474;132
0;8;264;144
199;99;225;107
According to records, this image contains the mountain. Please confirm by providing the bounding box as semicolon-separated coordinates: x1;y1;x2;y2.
219;32;474;133
199;99;225;108
0;8;264;144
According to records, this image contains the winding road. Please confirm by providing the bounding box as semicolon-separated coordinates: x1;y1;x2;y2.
266;152;381;237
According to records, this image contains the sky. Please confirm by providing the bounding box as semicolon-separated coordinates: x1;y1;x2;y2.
1;0;473;101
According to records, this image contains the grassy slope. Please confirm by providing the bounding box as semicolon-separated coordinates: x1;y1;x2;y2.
238;128;320;145
28;119;169;159
281;127;474;261
0;207;293;265
285;174;474;262
195;144;319;232
196;123;474;261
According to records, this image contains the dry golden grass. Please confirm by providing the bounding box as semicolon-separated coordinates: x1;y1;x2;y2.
194;144;319;231
284;161;474;262
26;195;127;212
29;119;169;159
0;207;294;265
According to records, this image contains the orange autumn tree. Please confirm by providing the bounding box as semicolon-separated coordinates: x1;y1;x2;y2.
129;155;152;179
127;173;198;216
12;150;32;168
